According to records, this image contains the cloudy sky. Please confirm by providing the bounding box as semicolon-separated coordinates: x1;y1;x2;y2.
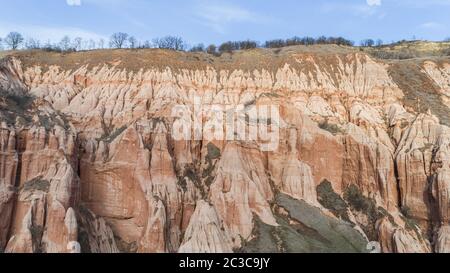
0;0;449;45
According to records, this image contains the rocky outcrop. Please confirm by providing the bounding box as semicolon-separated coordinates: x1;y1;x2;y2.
77;206;119;253
0;48;449;253
0;126;17;248
179;200;233;253
209;142;277;248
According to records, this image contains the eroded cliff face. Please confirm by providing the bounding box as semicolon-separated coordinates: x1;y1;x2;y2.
0;48;449;253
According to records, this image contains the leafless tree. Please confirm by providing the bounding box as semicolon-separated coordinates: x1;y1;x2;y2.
25;38;41;49
361;39;375;47
190;43;205;52
4;32;24;50
72;37;83;51
376;39;384;47
98;38;105;49
59;36;72;51
238;40;258;50
153;36;186;51
141;40;152;48
128;36;138;49
88;39;96;50
110;32;129;49
218;41;239;53
264;39;286;48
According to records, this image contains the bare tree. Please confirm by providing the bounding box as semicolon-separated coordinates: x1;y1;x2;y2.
82;40;90;50
88;39;96;50
72;37;83;51
153;36;186;51
238;40;258;50
264;39;286;48
141;40;152;48
0;38;3;50
361;39;375;47
5;32;24;50
110;32;129;49
98;38;105;49
59;36;72;51
190;43;205;52
218;41;239;53
25;38;41;49
42;39;52;50
376;39;384;47
128;36;138;49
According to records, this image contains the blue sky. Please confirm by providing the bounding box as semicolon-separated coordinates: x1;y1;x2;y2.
0;0;449;46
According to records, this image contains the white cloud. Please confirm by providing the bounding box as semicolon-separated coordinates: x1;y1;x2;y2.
66;0;82;6
367;0;382;6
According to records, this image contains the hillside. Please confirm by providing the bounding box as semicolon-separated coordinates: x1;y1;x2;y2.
0;43;449;253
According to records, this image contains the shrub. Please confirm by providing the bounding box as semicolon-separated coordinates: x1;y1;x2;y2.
206;44;218;55
318;121;343;135
218;41;239;53
99;126;127;143
316;180;350;222
23;177;50;192
400;206;411;218
343;184;385;241
264;39;286;48
444;47;450;56
206;142;221;160
190;43;205;52
238;40;258;50
344;184;376;216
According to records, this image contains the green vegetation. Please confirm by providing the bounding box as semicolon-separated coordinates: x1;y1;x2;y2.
343;184;389;241
400;206;412;218
202;143;221;186
389;61;450;127
0;92;34;125
6;93;34;108
206;142;221;160
344;184;378;218
178;164;201;193
378;207;396;226
260;92;281;98
98;126;127;143
22;177;50;193
115;237;138;253
399;206;422;238
30;225;44;252
367;41;450;60
316;180;350;222
318;121;343;135
77;228;91;254
316;181;398;241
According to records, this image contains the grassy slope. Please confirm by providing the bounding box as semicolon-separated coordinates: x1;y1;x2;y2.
389;60;450;127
